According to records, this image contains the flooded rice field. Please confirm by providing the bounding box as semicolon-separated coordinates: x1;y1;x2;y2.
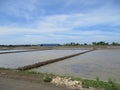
0;48;120;82
0;50;27;53
32;49;120;82
0;50;86;69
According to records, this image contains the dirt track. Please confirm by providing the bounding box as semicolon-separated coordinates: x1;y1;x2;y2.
0;69;72;90
0;77;71;90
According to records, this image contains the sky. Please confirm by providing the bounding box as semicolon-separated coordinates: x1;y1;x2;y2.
0;0;120;44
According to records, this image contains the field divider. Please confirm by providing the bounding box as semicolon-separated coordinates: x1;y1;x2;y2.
16;49;96;71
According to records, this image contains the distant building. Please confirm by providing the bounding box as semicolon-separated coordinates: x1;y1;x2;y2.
39;44;60;46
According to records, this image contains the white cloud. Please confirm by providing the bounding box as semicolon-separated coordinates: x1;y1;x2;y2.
0;5;120;33
34;9;120;31
0;8;120;36
0;0;120;44
0;0;39;20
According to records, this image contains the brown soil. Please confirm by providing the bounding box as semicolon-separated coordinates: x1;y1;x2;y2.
0;69;71;90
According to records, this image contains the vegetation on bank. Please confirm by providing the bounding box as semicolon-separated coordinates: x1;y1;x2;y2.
81;78;120;90
22;71;120;90
0;69;120;90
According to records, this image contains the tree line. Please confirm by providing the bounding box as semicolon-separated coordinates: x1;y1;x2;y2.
64;41;120;46
0;41;120;47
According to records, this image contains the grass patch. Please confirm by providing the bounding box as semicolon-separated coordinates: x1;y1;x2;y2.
43;75;52;82
20;71;55;82
81;78;120;90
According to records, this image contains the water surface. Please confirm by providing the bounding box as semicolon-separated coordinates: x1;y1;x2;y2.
0;50;86;69
32;49;120;82
0;50;26;53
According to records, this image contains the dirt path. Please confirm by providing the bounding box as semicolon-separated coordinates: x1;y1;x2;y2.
0;77;71;90
0;69;72;90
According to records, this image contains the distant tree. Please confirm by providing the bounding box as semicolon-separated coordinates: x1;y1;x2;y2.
64;42;81;46
92;41;109;45
76;43;80;46
111;42;120;46
92;42;97;45
84;43;87;45
70;42;75;46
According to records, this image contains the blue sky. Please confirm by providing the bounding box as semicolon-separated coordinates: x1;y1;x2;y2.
0;0;120;44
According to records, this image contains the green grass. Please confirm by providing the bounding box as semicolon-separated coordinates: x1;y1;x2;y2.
81;78;120;90
21;71;55;82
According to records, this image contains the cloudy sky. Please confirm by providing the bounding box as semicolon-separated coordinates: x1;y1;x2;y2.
0;0;120;44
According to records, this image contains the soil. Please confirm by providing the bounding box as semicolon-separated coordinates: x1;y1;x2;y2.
0;77;72;90
0;69;71;90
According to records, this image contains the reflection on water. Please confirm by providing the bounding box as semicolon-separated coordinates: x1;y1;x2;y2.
0;50;86;69
32;49;120;82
